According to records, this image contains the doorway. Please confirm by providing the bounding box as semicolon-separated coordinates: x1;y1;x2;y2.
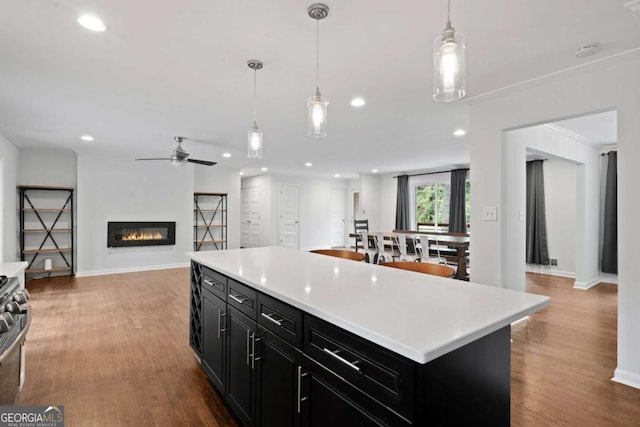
278;185;299;249
241;186;261;248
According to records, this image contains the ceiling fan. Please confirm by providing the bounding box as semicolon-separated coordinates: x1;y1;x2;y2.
135;136;217;166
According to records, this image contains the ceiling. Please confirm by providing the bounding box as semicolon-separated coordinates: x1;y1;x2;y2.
552;110;618;146
0;1;638;178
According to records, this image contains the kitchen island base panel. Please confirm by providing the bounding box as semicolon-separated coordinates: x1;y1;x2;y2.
419;325;510;426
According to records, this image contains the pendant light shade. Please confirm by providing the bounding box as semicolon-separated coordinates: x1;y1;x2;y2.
433;0;466;102
307;3;329;138
247;59;264;158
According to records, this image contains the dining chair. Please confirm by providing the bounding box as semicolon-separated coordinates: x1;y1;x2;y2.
353;219;369;251
359;231;379;264
310;249;366;262
380;261;455;278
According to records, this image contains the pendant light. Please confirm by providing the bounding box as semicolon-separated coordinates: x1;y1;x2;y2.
433;0;466;102
247;59;264;158
307;3;329;138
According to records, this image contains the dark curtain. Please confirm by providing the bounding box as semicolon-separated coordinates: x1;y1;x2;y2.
448;169;468;233
601;152;617;274
395;175;410;230
526;160;549;264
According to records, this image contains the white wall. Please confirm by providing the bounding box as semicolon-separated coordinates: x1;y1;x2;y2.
379;173;397;231
77;153;190;276
18;149;77;187
194;166;241;249
525;157;577;277
359;174;381;231
0;134;19;261
468;53;640;389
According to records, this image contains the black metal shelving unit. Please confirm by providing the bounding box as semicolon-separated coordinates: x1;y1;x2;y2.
19;186;74;278
193;192;227;251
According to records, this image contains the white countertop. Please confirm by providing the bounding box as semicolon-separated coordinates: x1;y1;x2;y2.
187;247;549;364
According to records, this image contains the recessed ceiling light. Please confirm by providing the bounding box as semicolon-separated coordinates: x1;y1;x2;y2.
372;169;379;173
350;97;366;107
575;43;599;59
453;129;467;137
261;167;268;172
222;152;231;158
80;135;94;142
239;171;244;176
77;15;106;32
305;162;313;167
334;173;340;178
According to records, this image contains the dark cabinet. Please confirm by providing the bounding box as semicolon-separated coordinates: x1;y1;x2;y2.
202;290;226;392
256;326;302;427
226;306;258;427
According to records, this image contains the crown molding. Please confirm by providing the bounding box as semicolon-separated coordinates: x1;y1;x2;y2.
463;47;640;106
543;123;600;149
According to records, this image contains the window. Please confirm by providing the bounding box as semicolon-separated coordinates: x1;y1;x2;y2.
415;181;471;231
415;183;450;231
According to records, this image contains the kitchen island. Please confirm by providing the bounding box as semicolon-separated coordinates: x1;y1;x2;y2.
188;247;549;426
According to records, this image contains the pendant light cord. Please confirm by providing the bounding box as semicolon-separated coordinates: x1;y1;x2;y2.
447;0;451;27
253;68;257;122
316;18;320;89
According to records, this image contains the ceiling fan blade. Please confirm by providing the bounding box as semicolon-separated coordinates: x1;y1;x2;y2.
135;158;172;161
187;158;217;166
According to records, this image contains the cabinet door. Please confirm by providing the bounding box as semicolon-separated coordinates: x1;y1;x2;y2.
256;326;302;427
226;307;257;426
202;291;226;392
301;357;410;427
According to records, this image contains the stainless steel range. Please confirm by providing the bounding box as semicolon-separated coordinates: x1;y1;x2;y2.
0;275;31;405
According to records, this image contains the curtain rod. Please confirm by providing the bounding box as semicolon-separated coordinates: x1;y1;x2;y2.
601;151;617;156
393;168;469;179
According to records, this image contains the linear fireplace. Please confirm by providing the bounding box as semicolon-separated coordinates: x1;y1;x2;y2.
107;222;176;248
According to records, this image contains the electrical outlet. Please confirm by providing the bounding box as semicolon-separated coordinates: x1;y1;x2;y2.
482;206;497;221
550;258;558;266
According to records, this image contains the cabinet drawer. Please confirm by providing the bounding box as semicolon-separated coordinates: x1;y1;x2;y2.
228;279;257;320
257;293;303;349
202;267;227;301
304;314;415;420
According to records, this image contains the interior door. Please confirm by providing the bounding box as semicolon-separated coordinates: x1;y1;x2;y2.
279;185;299;249
330;188;346;248
241;187;261;248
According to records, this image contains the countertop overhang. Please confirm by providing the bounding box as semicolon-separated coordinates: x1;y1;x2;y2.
187;247;549;364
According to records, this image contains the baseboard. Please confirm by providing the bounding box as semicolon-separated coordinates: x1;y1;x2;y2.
612;368;640;390
76;262;190;278
525;265;575;278
573;278;600;290
598;273;618;285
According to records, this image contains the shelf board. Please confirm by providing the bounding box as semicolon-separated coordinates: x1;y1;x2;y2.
23;247;72;254
22;228;72;232
22;208;71;212
25;266;72;274
194;240;226;244
194;209;227;212
18;185;74;191
194;225;226;228
194;192;227;196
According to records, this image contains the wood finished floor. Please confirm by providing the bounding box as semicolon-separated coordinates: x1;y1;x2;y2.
21;269;640;426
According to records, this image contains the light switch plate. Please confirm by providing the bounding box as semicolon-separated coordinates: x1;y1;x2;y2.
482;206;497;221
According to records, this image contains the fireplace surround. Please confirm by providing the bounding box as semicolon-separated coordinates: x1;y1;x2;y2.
107;221;176;248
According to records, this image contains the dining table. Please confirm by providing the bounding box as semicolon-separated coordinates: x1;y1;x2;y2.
349;231;470;280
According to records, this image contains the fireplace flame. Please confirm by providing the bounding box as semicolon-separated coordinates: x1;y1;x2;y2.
122;231;164;241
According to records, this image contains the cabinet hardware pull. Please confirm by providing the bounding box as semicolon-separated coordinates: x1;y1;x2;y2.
260;312;284;326
203;279;214;287
250;333;262;370
246;329;251;366
297;366;309;414
217;310;227;338
323;348;361;372
230;294;246;304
